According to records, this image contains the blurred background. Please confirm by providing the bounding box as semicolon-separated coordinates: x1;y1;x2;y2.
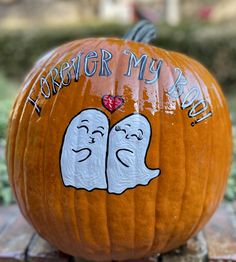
0;0;235;205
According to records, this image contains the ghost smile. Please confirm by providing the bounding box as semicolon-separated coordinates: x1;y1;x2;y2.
116;149;134;168
72;148;92;162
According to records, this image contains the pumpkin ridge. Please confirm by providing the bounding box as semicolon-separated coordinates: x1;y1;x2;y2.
146;44;161;255
69;48;92;248
147;48;164;254
9;66;42;217
68;40;96;254
107;41;133;259
169;53;207;240
167;51;184;249
193;55;225;210
167;52;189;249
73;39;107;256
14;57;54;221
68;40;92;254
209;98;227;220
165;98;188;251
27;47;70;246
133;44;143;257
173;53;210;248
67;39;98;251
189;115;212;237
155;46;169;252
106;43;116;258
6;95;21;205
132;52;143;257
41;42;77;246
159;51;187;251
17;78;43;231
87;39;111;257
178;54;211;238
71;53;89;255
33;41;82;247
208;66;233;194
73;189;83;251
150;112;161;254
94;38;112;259
191;62;230;232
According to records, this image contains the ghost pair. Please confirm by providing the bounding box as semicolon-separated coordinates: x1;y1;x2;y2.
60;109;160;194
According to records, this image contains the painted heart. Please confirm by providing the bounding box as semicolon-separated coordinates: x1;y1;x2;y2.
102;95;124;113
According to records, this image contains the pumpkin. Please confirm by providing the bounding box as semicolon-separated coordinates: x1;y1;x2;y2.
6;21;232;261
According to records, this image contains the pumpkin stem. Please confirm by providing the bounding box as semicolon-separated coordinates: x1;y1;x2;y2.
123;20;157;44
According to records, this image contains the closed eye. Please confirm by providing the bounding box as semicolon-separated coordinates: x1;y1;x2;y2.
138;129;144;135
77;125;89;133
131;134;143;141
115;126;126;134
92;130;104;137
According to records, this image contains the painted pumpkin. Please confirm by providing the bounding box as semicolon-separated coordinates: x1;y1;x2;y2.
6;21;232;261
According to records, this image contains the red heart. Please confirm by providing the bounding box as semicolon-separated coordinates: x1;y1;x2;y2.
102;95;124;113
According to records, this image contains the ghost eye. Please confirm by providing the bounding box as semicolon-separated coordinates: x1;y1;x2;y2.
77;125;89;133
131;134;143;141
115;126;126;134
92;130;104;137
131;129;144;141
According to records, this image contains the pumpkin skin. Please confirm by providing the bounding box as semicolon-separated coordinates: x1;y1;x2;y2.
6;37;232;261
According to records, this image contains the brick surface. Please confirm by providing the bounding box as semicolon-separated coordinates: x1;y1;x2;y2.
161;232;207;262
0;205;18;233
27;234;70;262
0;211;35;261
204;202;236;261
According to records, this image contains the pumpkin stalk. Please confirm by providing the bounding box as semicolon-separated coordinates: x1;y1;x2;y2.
124;20;157;44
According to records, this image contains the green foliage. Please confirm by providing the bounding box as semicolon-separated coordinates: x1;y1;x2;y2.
0;24;126;80
225;147;236;201
0;139;14;205
0;23;236;93
0;72;16;140
0;99;13;140
225;98;236;201
0;72;17;101
226;172;236;201
0;73;16;205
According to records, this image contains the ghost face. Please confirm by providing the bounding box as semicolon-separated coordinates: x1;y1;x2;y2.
60;109;109;191
107;114;160;194
111;115;150;166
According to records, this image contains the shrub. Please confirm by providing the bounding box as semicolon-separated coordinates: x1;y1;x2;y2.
0;23;236;93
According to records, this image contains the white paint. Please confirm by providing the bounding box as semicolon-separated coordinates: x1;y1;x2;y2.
60;109;109;191
60;110;160;194
107;114;160;194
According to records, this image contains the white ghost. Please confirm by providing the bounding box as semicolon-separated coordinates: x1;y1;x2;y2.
107;114;160;194
60;109;109;191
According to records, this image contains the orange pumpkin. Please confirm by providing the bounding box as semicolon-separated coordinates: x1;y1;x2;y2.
6;21;232;261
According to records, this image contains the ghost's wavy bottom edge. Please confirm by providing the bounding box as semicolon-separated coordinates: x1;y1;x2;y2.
62;169;161;195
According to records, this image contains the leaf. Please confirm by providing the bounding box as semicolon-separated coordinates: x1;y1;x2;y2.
1;187;13;206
